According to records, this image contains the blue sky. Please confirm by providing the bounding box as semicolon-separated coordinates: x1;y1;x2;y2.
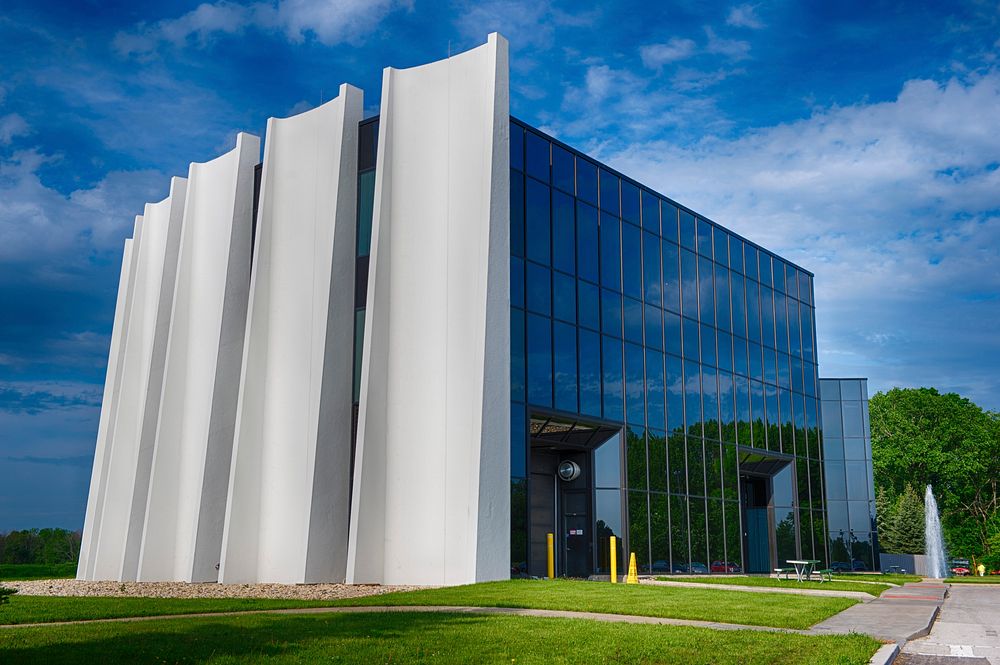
1;0;998;531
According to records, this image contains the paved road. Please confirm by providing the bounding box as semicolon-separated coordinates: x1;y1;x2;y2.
901;584;1000;664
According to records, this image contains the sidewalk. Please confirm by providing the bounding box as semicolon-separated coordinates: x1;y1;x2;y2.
811;582;947;642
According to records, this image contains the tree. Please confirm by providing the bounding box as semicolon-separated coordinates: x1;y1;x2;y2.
875;487;896;553
870;387;1000;561
887;485;925;554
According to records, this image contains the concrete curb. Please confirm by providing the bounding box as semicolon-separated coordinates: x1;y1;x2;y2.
869;642;900;665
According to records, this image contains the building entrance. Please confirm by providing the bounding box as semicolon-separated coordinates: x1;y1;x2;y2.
738;449;797;575
526;415;620;578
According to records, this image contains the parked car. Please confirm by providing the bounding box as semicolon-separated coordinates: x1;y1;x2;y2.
651;559;670;573
688;561;709;574
851;560;869;572
710;561;741;573
951;558;971;576
830;561;851;572
672;563;689;574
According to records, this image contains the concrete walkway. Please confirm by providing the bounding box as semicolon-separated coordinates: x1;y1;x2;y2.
0;604;813;634
900;584;1000;664
811;582;947;642
641;578;876;601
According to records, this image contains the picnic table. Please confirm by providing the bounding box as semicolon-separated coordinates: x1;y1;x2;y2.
786;559;821;582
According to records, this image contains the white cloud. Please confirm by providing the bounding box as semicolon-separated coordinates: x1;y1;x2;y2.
595;71;1000;407
640;38;697;69
726;4;765;30
704;26;751;60
0;113;28;144
114;0;411;56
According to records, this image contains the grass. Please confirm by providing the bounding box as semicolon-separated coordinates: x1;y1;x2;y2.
832;573;922;585
0;564;77;581
0;610;882;664
655;575;891;596
946;576;1000;584
327;579;857;629
0;579;857;629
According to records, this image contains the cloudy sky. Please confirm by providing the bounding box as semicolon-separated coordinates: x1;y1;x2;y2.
1;0;998;531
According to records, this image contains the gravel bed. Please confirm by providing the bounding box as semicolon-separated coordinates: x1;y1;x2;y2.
5;579;426;600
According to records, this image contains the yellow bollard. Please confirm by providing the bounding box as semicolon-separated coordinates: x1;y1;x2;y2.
546;532;554;579
626;552;639;584
610;536;618;583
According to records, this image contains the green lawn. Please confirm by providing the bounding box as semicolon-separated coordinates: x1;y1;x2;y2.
655;575;890;596
328;579;857;629
832;573;921;585
0;610;882;664
947;576;1000;584
0;564;77;581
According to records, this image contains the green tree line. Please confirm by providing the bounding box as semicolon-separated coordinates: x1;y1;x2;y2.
0;528;81;564
871;387;1000;568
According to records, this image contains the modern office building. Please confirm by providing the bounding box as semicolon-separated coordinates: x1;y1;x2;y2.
78;33;876;586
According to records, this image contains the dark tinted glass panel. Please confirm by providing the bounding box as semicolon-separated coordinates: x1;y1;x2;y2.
641;190;659;234
353;309;365;401
687;438;705;497
666;355;684;434
735;375;751;444
670;495;689;569
733;335;748;377
650;492;669;569
357;170;375;256
511;406;526;476
576;202;599;283
599;170;620;215
643;232;661;307
600;214;621;290
525;131;549;182
719;373;735;444
602;336;624;421
763;347;777;386
802;306;815;363
773;259;786;294
553;321;578;412
701;323;717;368
744;244;758;281
689;498;707;565
696;219;713;259
702;366;720;440
621;180;640;224
774;292;788;352
576;158;598;205
760;286;775;349
846;461;869;502
786;263;798;301
680;249;698;320
668;433;686;493
646;350;665;432
511;256;524;308
682;316;699;361
679;211;696;251
625;343;645;426
525;262;550;316
525;178;550;265
511;172;524;257
601;288;622;337
664;311;682;358
715;265;731;332
628;491;650;569
510;121;524;172
759;252;773;287
595;489;623;573
824;436;844;461
788;298;802;357
511;308;525;401
765;385;779;449
698;257;715;327
661;201;679;244
746;280;761;343
729;235;743;274
578;329;602;417
551;144;574;194
526;313;551;406
749;341;763;379
684;360;702;435
662;241;680;313
622;222;643;300
594;432;621;488
718;331;733;373
825;461;847;500
578;280;600;330
731;273;746;339
724;501;742;565
723;444;738;500
552;190;575;274
644;303;663;351
750;380;765;447
624;297;643;344
714;229;729;267
553;270;575;323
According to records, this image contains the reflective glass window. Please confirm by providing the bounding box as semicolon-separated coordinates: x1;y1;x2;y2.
827;499;849;533
552;190;575;274
576;158;598;205
729;235;743;274
525;262;550;316
731;273;746;339
778;353;792;390
718;331;733;373
666;354;684;434
621;180;640;224
687;438;705;496
668;433;686;494
510;121;524;172
600;214;621;290
849;501;871;533
357;170;376;257
650;491;669;565
821;379;843;400
661;201;679;244
552;270;575;323
824;436;844;461
719;373;735;443
679;211;697;251
843;401;864;438
511;406;526;476
763;347;777;386
788;297;802;357
599;169;620;215
702;366;720;440
664;311;682;358
601;288;622;337
684;360;702;435
576;201;599;283
746;280;761;344
760;286;776;349
750;380;765;448
733;335;748;377
553;321;578;412
641;190;659;234
825;461;847;500
662;241;681;313
594;433;621;488
774;292;788;352
628;491;650;570
773;258;786;293
525;178;550;265
798;271;811;306
749;340;763;379
792;355;804;394
705;446;722;499
578;280;600;330
602;336;624;421
714;229;729;267
802;306;815;363
735;376;751;444
525;131;549;182
701;323;717;368
821;400;844;437
511;256;524;309
625;343;645;426
765;384;779;449
624;297;643;344
644;303;663;351
646;350;665;431
759;252;773;287
526;313;552;406
680;249;698;320
785;263;798;300
511;171;524;257
698;256;715;326
578;329;602;417
622;222;643;300
743;244;759;281
642;232;661;307
715;264;731;332
551;144;574;194
682;316;699;361
842;380;863;401
696;219;714;259
670;495;689;569
844;438;865;460
846;461;868;501
511;308;525;402
595;489;623;573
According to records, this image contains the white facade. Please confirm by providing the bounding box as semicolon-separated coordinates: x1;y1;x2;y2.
79;35;511;586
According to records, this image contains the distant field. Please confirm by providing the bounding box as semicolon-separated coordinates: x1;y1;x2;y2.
0;564;76;581
947;576;1000;584
832;573;921;585
0;610;882;664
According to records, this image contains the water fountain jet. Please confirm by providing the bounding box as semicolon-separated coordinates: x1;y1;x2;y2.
925;485;948;578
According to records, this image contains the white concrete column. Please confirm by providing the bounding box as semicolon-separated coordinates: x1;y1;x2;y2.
92;178;187;581
220;85;362;584
138;133;259;582
347;33;511;586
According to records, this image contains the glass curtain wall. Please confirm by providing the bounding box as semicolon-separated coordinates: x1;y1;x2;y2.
510;118;828;574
